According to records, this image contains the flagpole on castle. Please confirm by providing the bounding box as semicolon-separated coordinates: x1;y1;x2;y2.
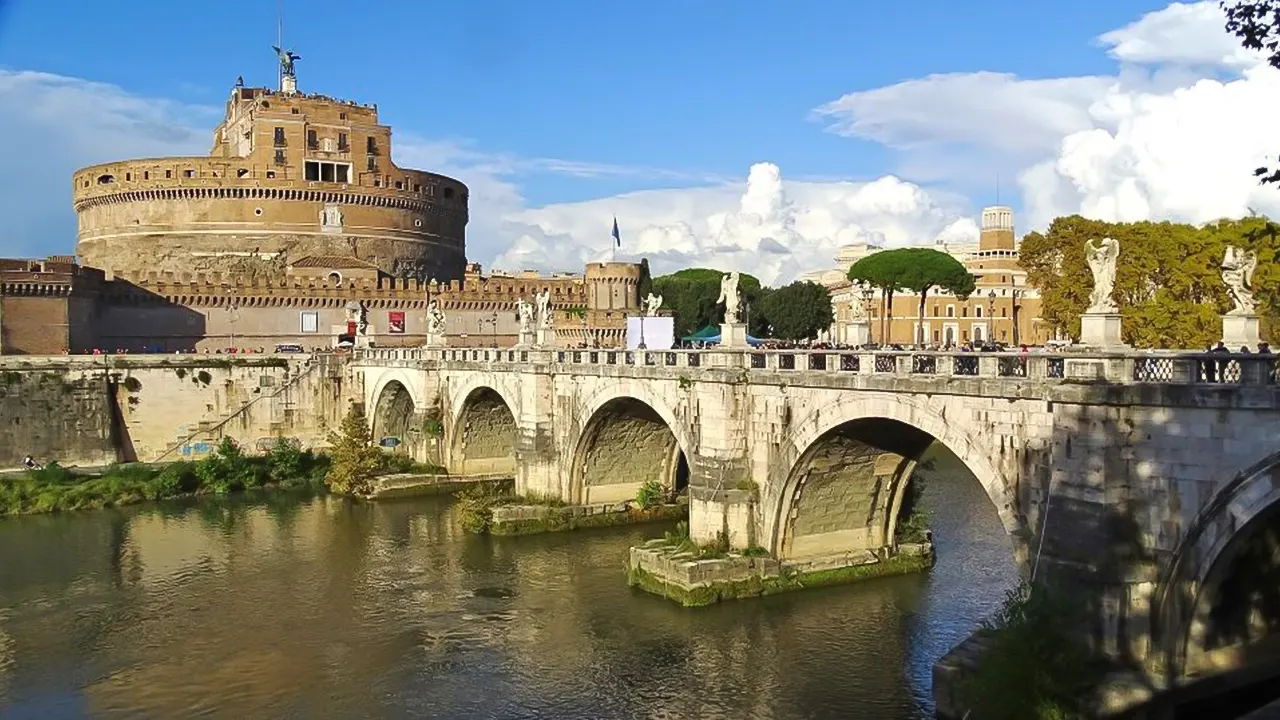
610;216;620;264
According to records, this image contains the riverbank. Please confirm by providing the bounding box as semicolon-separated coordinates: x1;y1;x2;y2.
0;437;453;517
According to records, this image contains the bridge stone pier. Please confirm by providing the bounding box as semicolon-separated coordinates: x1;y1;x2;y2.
354;345;1280;704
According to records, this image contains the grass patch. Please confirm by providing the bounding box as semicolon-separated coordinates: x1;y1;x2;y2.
490;503;687;536
377;453;447;476
0;438;331;517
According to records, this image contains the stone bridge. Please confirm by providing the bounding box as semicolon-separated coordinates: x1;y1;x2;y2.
353;345;1280;699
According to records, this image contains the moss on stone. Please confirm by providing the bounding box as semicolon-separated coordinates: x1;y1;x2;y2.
489;503;687;536
628;551;935;607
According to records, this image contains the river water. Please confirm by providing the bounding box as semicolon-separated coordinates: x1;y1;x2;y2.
0;446;1017;720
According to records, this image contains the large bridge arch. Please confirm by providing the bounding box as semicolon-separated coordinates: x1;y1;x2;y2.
446;376;521;476
1156;448;1280;680
567;385;692;506
370;380;416;449
770;392;1022;563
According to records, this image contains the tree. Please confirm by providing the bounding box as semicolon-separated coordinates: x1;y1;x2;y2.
1222;1;1280;182
847;250;915;344
326;404;383;495
637;258;653;301
759;281;834;340
651;268;767;338
897;248;976;345
1017;214;1278;348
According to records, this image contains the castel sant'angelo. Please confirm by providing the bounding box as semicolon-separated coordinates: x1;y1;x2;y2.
0;50;643;354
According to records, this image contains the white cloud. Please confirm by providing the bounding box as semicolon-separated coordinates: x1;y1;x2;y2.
0;70;213;257
810;1;1280;235
492;164;977;286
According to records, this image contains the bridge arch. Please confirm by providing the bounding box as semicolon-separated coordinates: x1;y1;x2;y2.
1156;448;1280;679
770;393;1021;562
370;379;417;449
568;386;691;506
447;379;520;476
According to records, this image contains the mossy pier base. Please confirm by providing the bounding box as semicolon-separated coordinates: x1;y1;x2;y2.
363;473;513;500
627;539;935;607
487;501;687;536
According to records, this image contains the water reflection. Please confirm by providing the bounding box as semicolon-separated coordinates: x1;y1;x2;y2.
0;444;1015;719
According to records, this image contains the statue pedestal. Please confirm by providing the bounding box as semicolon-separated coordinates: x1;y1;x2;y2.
423;332;447;348
842;321;871;347
516;330;535;348
1080;313;1125;348
720;323;749;349
1222;314;1261;349
536;327;558;348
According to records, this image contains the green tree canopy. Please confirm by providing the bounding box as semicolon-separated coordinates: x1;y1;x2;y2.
652;268;768;337
326;404;383;495
759;281;834;340
897;248;976;344
1019;215;1278;348
848;248;939;343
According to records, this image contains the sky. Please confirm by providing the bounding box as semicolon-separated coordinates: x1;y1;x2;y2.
1;0;1278;285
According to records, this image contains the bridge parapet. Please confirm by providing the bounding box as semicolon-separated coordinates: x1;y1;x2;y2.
355;347;1278;388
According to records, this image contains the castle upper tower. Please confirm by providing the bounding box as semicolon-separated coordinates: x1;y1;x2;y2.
978;206;1016;252
72;60;468;281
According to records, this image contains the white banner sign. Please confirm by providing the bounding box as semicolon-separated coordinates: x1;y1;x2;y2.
626;316;675;350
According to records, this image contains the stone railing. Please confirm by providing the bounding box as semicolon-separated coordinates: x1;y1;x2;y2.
355;347;1280;387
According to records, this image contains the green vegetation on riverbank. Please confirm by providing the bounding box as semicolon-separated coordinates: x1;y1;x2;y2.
957;582;1105;720
0;437;329;516
0;431;445;517
456;484;687;535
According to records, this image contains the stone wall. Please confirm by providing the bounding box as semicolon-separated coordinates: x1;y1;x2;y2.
576;399;677;504
453;388;516;475
0;355;350;467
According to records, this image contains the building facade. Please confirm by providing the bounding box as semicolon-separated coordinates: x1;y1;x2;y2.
819;206;1052;347
73;74;468;281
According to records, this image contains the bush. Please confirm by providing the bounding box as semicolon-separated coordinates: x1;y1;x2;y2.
325;405;382;495
457;485;505;533
265;437;304;484
636;480;665;509
153;462;199;499
958;582;1103;720
195;438;259;494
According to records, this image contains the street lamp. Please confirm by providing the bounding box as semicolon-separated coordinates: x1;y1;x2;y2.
861;286;874;346
1011;288;1021;346
986;290;996;346
226;288;240;352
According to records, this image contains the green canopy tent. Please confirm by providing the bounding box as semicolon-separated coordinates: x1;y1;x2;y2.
681;326;721;343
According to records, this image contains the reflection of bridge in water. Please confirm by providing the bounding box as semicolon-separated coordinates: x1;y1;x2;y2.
355;345;1280;713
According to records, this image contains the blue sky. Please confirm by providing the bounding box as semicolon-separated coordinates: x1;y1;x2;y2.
0;1;1275;281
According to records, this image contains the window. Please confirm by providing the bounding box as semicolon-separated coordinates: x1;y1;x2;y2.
413;184;421;193
183;169;195;178
273;127;286;147
1001;307;1007;317
300;311;319;334
366;136;377;153
962;307;968;318
339;112;347;120
443;187;455;199
274;150;286;165
338;132;348;151
165;170;172;179
305;160;350;182
975;306;983;318
367;156;377;172
394;180;403;190
946;304;955;317
143;171;150;180
307;129;318;150
126;172;132;181
266;171;276;179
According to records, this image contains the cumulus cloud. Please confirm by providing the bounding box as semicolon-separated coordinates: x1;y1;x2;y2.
492;163;976;285
811;1;1280;232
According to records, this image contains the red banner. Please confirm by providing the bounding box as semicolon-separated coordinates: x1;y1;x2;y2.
388;311;405;334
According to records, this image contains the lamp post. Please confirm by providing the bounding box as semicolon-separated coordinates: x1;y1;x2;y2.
1011;288;1021;346
637;310;647;351
489;311;498;348
227;288;239;352
861;286;874;345
986;290;996;346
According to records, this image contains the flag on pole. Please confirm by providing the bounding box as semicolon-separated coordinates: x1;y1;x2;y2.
611;217;621;248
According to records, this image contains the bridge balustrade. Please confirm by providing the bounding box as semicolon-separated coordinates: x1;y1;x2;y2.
351;347;1280;387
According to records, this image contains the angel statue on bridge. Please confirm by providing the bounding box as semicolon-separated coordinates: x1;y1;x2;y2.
1222;246;1259;316
717;271;742;325
643;293;664;317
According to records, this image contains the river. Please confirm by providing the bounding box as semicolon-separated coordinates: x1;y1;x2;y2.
0;445;1017;719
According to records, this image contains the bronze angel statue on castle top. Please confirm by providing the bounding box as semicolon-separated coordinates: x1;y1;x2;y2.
272;46;301;77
